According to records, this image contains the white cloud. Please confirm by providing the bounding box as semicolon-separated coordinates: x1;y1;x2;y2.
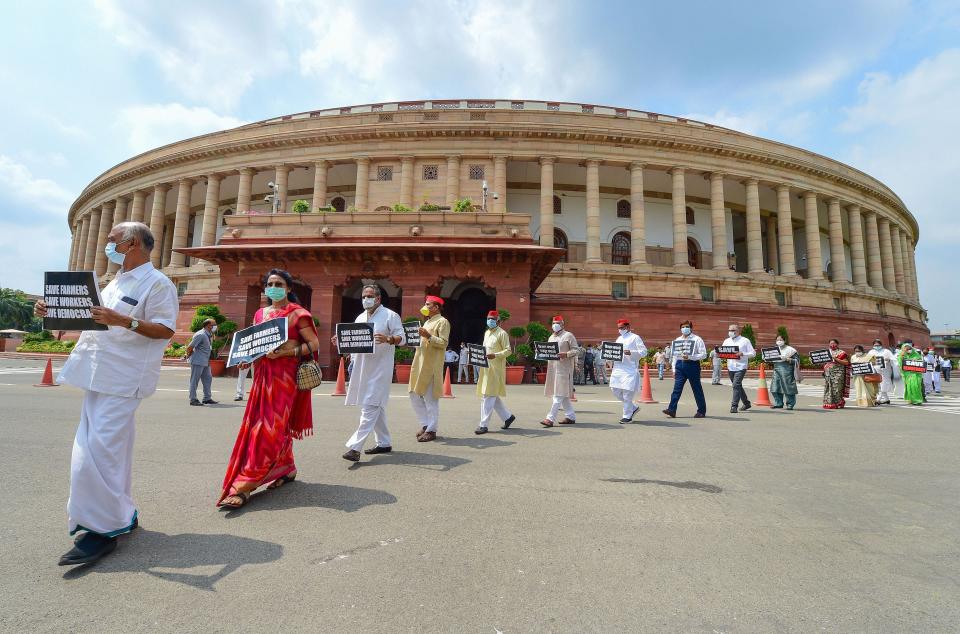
680;110;767;136
116;103;247;154
0;155;75;216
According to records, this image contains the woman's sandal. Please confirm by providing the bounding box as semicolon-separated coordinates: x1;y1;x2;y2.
267;473;297;490
219;491;249;509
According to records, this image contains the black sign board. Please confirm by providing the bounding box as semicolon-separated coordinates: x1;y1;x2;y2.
874;355;885;369
226;317;288;367
851;362;875;376
760;346;782;362
716;345;741;360
808;349;833;365
403;323;421;347
671;339;693;358
534;341;560;361
466;343;489;368
42;271;107;331
336;322;375;354
902;359;926;373
600;341;623;362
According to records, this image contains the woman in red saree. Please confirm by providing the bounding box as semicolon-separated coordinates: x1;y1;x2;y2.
218;269;320;509
822;338;851;409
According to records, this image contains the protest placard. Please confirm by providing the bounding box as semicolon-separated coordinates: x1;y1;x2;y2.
336;322;375;354
671;339;693;358
534;341;560;361
760;346;782;362
42;271;107;331
225;317;287;367
466;343;488;367
902;359;926;373
716;345;741;360
851;362;875;376
808;349;833;365
600;340;623;362
403;323;421;347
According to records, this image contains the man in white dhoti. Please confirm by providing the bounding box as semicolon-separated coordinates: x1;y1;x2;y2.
541;315;579;427
408;295;451;442
341;285;405;461
609;319;647;423
475;310;516;433
871;339;896;404
35;222;178;565
923;348;942;395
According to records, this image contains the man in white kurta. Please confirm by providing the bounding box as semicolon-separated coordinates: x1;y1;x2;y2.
38;222;178;566
923;349;942;394
541;315;579;427
475;310;515;433
609;319;647;423
342;285;405;461
870;339;896;404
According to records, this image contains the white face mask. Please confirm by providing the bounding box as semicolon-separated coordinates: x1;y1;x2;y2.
776;340;784;346
618;328;628;336
552;323;563;333
211;325;218;334
362;297;377;309
728;332;737;338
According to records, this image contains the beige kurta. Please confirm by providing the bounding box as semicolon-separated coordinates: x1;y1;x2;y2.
476;327;511;398
544;330;578;398
408;314;451;398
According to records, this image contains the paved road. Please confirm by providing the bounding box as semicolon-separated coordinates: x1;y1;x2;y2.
1;358;958;632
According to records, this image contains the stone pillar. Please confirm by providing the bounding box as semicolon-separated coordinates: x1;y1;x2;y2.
900;231;915;298
877;217;896;292
93;201;115;277
107;198;130;274
169;178;194;267
585;159;601;263
75;216;91;270
629;162;646;265
68;223;80;270
803;192;823;280
671;167;689;268
274;164;289;213
711;173;728;271
445;155;461;209
161;219;174;268
83;208;101;271
200;174;222;249
237;168;255;213
863;210;883;289
907;238;920;300
890;224;906;295
538;157;554;248
826;198;847;283
354;158;370;211
847;204;867;286
399;157;415;209
493;155;508;213
311;161;329;212
775;185;797;276
130;190;147;224
148;184;170;267
745;178;764;273
766;216;779;274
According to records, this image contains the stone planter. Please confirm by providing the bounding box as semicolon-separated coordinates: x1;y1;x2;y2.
506;366;525;384
209;359;227;377
395;363;412;383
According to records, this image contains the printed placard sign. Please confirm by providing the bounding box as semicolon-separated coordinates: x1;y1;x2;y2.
600;341;623;362
902;359;926;373
42;271;107;331
403;323;421;347
716;345;741;360
534;341;560;361
851;362;875;376
466;343;489;368
226;317;288;367
335;322;375;354
672;339;693;358
808;349;833;365
760;346;782;362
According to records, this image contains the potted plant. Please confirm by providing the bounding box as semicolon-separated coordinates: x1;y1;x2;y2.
525;321;550;383
391;203;412;212
418;201;441;212
394;346;414;383
453;197;474;213
190;304;238;377
292;199;310;213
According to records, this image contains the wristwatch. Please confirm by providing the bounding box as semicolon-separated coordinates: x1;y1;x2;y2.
128;318;140;331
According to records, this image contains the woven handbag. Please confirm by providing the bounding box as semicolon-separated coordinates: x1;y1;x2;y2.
296;342;322;391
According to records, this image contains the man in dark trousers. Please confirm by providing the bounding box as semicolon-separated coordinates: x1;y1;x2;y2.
185;318;218;406
662;320;707;418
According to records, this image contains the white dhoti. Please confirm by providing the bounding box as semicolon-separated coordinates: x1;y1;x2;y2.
409;378;440;432
68;391;141;536
546;396;575;422
612;388;638;419
479;396;512;428
346;405;392;451
924;371;942;393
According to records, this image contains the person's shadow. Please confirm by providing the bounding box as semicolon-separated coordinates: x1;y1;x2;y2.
348;451;470;472
632;420;691;428
435;436;516;449
62;530;282;590
223;482;398;516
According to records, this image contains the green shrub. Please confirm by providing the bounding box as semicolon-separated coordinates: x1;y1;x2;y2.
392;203;413;212
515;343;533;360
418;202;441;212
164;345;186;358
317;206;335;213
402;315;422;324
23;329;54;343
525;321;550;344
508;326;527;339
741;323;756;347
17;340;75;353
394;347;414;363
453;198;474;213
292;199;310;213
497;308;510;323
776;326;789;344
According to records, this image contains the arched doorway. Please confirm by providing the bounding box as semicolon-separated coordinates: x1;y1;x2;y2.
430;280;496;349
339;278;402;324
554;228;568;263
612;231;631;265
687;237;702;269
888;332;896;348
331;196;346;213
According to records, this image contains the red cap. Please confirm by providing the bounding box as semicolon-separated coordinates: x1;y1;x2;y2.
487;310;500;319
424;295;444;306
552;315;564;323
617;319;630;327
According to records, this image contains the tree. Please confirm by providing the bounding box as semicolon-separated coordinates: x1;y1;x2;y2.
292;199;310;213
741;323;756;347
776;325;789;344
0;288;34;330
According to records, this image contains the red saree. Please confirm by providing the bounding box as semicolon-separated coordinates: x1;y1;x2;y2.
217;303;316;505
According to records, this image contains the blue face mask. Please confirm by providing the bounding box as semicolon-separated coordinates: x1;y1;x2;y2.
265;287;286;302
680;327;691;335
486;319;497;329
105;241;126;265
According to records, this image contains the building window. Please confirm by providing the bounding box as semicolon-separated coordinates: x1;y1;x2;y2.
511;101;524;110
581;105;594;114
833;297;842;312
339;107;351;114
331;197;346;213
177;282;187;297
547;102;560;111
876;302;885;316
469;165;485;180
616;199;631;218
423;112;439;121
371;104;384;112
775;290;786;307
688;237;702;269
469;112;486;121
376;166;393;181
686;206;696;225
553;195;562;214
378;113;393;122
700;285;715;303
612;280;628;299
553;228;568;263
423;165;439;180
611;231;631;265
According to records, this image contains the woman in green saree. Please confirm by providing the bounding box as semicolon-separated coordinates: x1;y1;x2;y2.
899;341;925;405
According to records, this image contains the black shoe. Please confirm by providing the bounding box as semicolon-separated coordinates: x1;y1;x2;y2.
342;450;361;462
730;406;738;413
662;409;676;418
233;396;243;401
189;400;203;406
619;418;630;424
364;445;392;455
202;399;218;405
627;404;640;421
501;415;515;430
740;403;752;412
694;412;706;418
475;426;488;434
58;532;117;566
771;405;783;409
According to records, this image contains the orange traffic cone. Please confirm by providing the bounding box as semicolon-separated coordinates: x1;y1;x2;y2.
330;357;346;396
640;362;657;403
34;358;59;387
441;366;455;398
755;363;772;407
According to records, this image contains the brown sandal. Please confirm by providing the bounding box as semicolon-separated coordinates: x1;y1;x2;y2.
267;473;296;490
219;491;249;509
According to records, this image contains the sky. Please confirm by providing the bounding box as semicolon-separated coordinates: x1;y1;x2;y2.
1;0;958;329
